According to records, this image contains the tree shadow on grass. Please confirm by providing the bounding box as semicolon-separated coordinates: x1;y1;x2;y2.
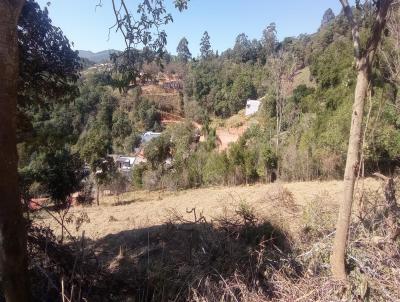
85;211;300;301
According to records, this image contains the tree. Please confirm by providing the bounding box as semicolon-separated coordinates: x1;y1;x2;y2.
109;0;189;89
177;37;192;63
0;1;30;301
34;148;86;243
93;156;117;206
268;50;297;162
200;31;212;59
0;0;188;300
233;33;253;63
380;2;400;87
17;0;81;145
321;8;335;27
261;22;277;58
331;0;393;280
18;0;80;110
143;134;171;168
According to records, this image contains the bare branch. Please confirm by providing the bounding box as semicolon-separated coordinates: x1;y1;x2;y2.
340;0;362;60
365;0;393;65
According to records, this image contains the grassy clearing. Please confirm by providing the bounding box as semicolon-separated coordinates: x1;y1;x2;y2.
38;179;380;240
30;177;400;301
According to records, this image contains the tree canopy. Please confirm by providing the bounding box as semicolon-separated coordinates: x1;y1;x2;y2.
177;37;192;62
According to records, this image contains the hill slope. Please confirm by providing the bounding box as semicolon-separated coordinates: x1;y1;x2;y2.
78;49;121;63
40;178;379;240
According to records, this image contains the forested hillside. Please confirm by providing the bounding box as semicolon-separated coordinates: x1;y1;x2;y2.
17;3;400;197
2;0;400;301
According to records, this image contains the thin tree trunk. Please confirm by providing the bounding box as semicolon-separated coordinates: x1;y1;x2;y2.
331;62;369;279
331;0;392;280
96;184;100;206
0;0;29;301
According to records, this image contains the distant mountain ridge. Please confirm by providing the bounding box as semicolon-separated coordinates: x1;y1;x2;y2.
78;49;121;63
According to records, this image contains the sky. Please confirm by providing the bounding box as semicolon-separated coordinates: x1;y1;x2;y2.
36;0;345;55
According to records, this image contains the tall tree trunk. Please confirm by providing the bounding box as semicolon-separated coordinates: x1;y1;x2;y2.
331;60;369;279
96;183;100;206
331;0;392;280
0;1;29;301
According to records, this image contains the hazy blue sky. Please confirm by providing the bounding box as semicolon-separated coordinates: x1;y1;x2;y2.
36;0;345;55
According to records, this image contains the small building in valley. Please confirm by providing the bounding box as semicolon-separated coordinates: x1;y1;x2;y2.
141;131;162;144
245;99;261;116
115;156;136;171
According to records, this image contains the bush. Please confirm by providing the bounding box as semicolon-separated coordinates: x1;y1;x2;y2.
203;152;230;185
142;168;162;191
135;99;162;131
132;163;147;189
184;99;207;123
76;180;94;205
143;133;171;168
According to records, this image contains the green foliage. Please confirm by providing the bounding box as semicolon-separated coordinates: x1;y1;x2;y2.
232;33;260;63
185;60;261;117
167;122;196;165
321;8;335;27
78;121;112;167
19;1;400;197
310;39;354;89
200;31;213;59
23;148;86;207
261;22;278;59
18;0;81;109
132;163;147;189
144;134;172;168
291;84;315;106
93;156;117;188
135;99;162;131
203;152;229;185
177;37;192;63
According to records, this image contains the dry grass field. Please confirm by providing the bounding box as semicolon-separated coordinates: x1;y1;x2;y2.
38;178;381;241
32;178;400;301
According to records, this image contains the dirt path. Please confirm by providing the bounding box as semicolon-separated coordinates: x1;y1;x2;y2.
37;178;381;241
216;126;247;151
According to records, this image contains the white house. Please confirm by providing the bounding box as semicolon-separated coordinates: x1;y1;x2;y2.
245;99;261;116
141;131;162;144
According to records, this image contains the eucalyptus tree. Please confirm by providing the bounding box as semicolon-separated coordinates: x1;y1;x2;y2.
177;37;192;63
233;33;253;63
200;31;213;59
331;0;393;280
261;22;277;59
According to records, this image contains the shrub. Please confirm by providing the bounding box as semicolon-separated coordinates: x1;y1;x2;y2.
76;180;94;205
143;133;171;168
132;163;147;189
142;168;162;191
203;152;229;185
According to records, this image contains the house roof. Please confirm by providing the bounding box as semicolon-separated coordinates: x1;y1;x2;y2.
245;99;261;116
141;131;162;144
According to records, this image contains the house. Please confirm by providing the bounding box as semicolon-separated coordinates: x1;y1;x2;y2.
115;156;136;171
141;131;162;144
245;99;261;116
111;154;148;172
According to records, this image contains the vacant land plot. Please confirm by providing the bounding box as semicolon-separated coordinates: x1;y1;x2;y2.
38;178;381;240
34;178;400;301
